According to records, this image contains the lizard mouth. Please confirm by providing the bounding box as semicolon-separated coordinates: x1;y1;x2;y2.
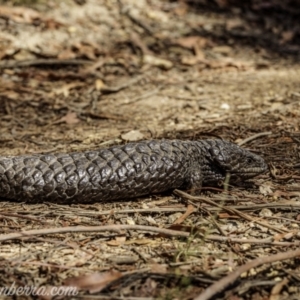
230;166;268;181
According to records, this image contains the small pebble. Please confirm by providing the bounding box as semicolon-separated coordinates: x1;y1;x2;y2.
259;208;273;217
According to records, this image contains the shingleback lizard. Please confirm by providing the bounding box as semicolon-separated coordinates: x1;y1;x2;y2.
0;139;267;203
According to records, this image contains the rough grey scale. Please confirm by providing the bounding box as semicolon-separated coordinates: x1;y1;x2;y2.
0;139;268;203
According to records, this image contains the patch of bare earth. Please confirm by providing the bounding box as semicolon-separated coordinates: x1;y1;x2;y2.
0;0;300;299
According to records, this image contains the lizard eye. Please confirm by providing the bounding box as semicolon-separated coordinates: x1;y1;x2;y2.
246;157;254;164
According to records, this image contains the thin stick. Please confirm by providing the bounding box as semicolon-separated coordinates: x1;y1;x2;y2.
0;59;92;69
194;248;300;300
0;225;189;242
0;224;299;247
9;202;300;217
0;212;49;225
237;132;272;146
174;190;286;233
100;75;145;94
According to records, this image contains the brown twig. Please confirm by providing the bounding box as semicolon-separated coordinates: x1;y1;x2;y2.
207;202;300;212
174;190;286;233
121;5;154;36
0;212;49;225
0;59;92;69
8;207;188;217
0;225;189;242
202;235;299;246
206;209;227;237
0;224;299;247
237;132;272;146
194;248;300;300
10;201;300;218
173;204;196;225
100;75;146;94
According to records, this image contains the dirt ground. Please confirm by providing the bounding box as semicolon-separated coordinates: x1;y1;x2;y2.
0;0;300;299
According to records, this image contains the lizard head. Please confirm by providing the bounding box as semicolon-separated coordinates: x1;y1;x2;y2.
202;140;268;184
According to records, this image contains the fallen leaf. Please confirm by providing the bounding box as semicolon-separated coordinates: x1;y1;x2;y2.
60;112;80;125
282;232;294;240
280;31;295;44
175;36;203;50
106;240;122;246
218;213;239;219
125;238;154;245
64;270;122;293
95;79;106;90
107;255;139;265
73;42;97;60
270;278;289;300
259;183;273;196
173;204;195;224
177;37;208;65
212;45;232;54
54;82;85;97
143;55;173;70
208;57;252;70
121;130;144;141
259;208;273;217
181;56;202;66
273;232;294;242
106;236;126;246
220;103;230;110
226;18;244;31
145;216;157;225
126;217;135;225
58;49;77;60
150;263;168;273
0;6;41;24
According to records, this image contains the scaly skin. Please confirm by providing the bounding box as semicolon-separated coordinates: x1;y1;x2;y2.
0;139;267;203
